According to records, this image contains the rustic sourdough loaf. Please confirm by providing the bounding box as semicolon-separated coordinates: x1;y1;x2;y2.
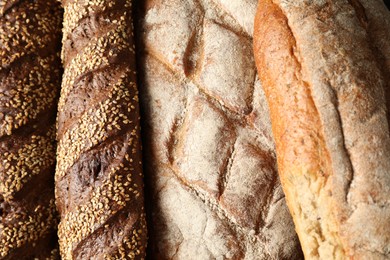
135;0;302;259
0;1;62;259
55;0;147;259
254;0;390;259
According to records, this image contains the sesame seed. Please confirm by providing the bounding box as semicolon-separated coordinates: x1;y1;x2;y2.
0;1;62;257
55;0;146;259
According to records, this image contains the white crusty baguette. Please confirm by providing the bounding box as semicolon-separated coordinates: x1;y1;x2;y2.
254;0;390;259
135;0;303;259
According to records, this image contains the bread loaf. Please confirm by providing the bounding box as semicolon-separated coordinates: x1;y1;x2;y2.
135;0;302;258
359;0;390;119
0;1;62;259
55;0;147;259
254;0;390;258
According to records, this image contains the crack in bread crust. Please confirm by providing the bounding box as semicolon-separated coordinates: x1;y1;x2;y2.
136;0;303;258
254;0;390;258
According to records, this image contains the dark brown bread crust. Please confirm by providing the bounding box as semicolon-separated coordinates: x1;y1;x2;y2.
55;0;147;259
0;0;62;259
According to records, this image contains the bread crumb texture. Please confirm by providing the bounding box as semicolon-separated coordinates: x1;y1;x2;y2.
56;0;147;259
0;0;62;259
135;0;303;259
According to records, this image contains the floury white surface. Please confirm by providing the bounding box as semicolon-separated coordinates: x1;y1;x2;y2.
136;0;302;259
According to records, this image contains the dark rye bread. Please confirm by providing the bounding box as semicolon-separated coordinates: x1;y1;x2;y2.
0;1;62;259
135;0;302;259
0;0;62;259
254;0;390;258
55;0;147;259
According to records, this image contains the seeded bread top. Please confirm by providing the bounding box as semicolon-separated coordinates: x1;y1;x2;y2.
55;0;147;259
0;0;62;259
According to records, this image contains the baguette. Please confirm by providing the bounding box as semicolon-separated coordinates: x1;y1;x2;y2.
135;0;302;258
254;0;390;258
55;0;147;259
0;1;62;259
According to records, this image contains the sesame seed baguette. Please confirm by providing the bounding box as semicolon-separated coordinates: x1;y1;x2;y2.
0;0;62;259
254;0;390;259
55;0;147;259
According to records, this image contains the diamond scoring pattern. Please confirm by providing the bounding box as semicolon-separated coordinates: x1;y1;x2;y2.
137;0;302;258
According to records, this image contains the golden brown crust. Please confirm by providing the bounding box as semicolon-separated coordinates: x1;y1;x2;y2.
56;0;147;259
0;0;62;259
254;1;340;258
254;0;390;259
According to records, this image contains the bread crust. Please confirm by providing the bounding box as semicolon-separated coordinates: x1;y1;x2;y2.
254;0;390;259
135;0;303;258
359;0;390;122
0;1;62;259
55;0;147;259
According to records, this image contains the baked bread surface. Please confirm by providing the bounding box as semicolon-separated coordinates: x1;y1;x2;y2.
135;0;303;259
254;0;390;259
0;0;62;259
55;0;147;259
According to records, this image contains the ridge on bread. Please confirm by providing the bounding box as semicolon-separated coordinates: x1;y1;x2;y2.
55;0;147;259
0;0;62;259
135;0;303;259
254;0;390;259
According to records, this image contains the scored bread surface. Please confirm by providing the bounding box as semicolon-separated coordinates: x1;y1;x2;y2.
0;0;62;259
55;0;147;259
135;0;303;259
254;0;390;259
